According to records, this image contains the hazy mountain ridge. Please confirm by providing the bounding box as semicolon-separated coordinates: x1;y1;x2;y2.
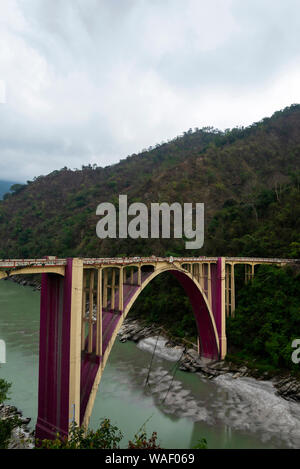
0;180;19;199
0;104;299;258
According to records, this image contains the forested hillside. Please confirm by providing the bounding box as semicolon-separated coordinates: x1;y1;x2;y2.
0;104;299;259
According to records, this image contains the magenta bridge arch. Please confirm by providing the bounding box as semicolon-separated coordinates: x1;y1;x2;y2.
0;255;294;441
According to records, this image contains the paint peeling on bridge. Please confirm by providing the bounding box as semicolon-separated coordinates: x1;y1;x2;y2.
0;255;295;441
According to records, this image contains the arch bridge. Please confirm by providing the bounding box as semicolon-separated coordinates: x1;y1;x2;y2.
0;255;294;440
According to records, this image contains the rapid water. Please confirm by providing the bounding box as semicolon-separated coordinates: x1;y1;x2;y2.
0;280;300;449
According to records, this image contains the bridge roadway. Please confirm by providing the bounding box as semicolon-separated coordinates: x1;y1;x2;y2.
0;255;295;268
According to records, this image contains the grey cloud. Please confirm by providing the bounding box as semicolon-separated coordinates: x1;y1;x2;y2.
1;0;300;181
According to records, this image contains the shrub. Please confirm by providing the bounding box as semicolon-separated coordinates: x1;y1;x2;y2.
36;419;123;449
128;431;160;449
0;378;22;449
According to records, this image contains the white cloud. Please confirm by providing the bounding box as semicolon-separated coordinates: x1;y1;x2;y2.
0;0;300;181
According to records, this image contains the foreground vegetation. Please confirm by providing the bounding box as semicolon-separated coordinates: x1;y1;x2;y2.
0;377;208;449
0;379;161;449
0;380;160;449
0;379;22;449
36;420;162;449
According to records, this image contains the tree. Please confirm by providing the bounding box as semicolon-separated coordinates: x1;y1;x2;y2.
0;378;22;449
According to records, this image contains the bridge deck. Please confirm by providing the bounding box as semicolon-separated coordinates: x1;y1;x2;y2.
0;256;297;269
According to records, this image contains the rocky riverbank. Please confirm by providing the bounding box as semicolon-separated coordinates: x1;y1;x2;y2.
0;404;34;449
118;316;300;403
6;275;41;291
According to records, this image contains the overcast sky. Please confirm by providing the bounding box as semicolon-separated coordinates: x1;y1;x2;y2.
1;0;300;182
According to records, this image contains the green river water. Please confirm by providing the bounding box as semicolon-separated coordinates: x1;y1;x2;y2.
0;280;300;449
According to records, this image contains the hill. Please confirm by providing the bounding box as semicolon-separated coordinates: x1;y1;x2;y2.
0;104;299;259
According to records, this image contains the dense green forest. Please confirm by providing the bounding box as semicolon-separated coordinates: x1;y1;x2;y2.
227;264;300;373
0;104;299;259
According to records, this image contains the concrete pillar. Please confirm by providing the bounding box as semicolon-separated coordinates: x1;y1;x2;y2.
68;258;83;428
111;269;116;310
245;264;250;284
199;263;203;289
231;263;235;316
217;257;227;359
36;258;83;441
225;264;230;317
103;269;108;309
88;270;94;353
207;263;212;307
138;265;141;286
119;267;123;312
196;263;200;284
130;267;134;285
96;268;102;357
81;270;87;351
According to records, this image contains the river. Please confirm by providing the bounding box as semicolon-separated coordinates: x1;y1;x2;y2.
0;280;300;449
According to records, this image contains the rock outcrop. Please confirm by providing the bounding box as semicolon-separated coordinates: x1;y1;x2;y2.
0;404;34;449
118;316;300;403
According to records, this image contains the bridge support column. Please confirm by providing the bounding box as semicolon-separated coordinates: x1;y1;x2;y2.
207;263;212;306
81;270;87;351
103;269;108;308
245;264;251;284
96;268;102;356
225;264;230;317
88;270;94;353
211;257;227;360
218;257;227;359
111;269;116;310
199;263;204;289
119;267;123;312
35;258;83;441
69;259;83;429
231;264;235;316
